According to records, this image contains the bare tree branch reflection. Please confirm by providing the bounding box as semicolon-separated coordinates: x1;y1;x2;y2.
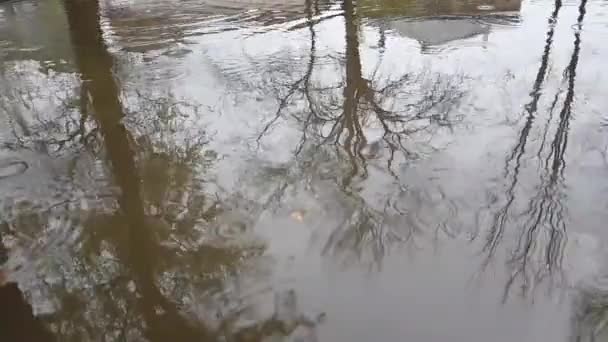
246;0;467;267
0;69;96;156
482;0;587;301
483;0;562;260
257;0;464;181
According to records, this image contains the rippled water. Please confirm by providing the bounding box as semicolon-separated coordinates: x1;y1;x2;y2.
1;0;608;340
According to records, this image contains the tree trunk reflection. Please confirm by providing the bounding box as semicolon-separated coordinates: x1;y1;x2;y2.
64;0;209;340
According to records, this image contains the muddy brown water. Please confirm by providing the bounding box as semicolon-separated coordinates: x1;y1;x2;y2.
1;0;608;340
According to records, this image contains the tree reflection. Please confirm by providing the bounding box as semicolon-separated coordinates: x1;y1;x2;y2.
62;0;212;339
259;0;462;182
252;0;465;266
482;0;587;301
0;0;319;340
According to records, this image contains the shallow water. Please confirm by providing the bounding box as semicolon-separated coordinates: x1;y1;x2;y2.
1;0;608;340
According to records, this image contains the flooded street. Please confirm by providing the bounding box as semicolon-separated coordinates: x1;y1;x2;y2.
1;0;608;340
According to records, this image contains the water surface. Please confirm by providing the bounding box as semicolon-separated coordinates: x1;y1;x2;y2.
1;0;608;340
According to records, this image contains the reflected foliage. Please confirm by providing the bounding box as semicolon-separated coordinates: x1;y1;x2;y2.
0;0;318;340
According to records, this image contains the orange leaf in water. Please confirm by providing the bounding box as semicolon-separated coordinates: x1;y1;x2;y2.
290;211;305;222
